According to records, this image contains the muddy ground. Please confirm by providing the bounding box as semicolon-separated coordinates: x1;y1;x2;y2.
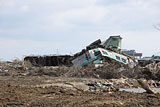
0;62;160;107
0;75;159;107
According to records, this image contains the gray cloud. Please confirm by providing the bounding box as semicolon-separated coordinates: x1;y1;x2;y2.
0;0;160;60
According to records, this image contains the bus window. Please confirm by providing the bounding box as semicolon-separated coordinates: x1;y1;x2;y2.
102;50;108;55
116;56;120;60
122;58;126;63
94;51;101;56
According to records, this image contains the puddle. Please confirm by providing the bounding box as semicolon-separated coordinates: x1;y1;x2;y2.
119;88;160;93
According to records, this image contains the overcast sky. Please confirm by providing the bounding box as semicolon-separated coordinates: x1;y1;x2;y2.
0;0;160;61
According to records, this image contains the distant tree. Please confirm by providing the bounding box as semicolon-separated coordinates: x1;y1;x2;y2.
153;23;160;31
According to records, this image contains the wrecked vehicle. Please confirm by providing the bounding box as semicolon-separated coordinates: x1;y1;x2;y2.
72;36;137;68
72;48;136;68
23;36;137;68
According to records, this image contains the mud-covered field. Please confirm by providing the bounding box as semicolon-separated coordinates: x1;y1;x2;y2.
1;61;160;106
0;76;159;107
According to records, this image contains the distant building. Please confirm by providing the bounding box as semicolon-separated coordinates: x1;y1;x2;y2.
141;57;152;61
122;49;142;59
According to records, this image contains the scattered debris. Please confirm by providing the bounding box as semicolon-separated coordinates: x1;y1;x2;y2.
86;82;118;92
137;79;159;94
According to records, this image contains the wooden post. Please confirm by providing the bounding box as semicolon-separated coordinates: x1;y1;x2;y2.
137;79;159;94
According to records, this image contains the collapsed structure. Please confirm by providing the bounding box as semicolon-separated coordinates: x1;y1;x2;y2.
24;55;73;67
24;36;137;68
72;36;137;68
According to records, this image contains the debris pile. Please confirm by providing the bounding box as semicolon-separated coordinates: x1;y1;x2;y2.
23;36;137;69
0;60;24;76
24;55;73;67
0;36;160;95
137;61;160;80
87;82;118;92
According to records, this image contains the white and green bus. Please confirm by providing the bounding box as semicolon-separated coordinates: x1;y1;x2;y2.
72;48;136;68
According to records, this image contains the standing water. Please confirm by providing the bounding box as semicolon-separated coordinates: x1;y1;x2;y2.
119;88;160;93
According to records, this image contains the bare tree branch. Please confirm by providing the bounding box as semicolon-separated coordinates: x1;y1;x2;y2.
153;23;160;31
